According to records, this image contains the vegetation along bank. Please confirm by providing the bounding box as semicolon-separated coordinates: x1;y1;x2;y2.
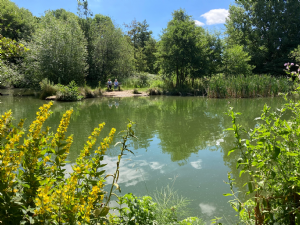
2;0;300;99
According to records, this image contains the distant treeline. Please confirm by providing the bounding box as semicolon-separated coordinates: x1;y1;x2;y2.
1;0;300;89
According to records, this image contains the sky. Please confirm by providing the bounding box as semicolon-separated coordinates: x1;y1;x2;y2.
11;0;236;39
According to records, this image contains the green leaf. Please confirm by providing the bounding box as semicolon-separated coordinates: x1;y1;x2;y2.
286;152;298;157
57;148;67;156
228;148;236;156
223;193;233;196
248;182;253;193
272;146;280;159
95;206;110;217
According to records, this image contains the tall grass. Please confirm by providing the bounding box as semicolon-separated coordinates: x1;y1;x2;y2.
206;74;291;98
79;86;102;98
122;73;161;89
39;78;58;99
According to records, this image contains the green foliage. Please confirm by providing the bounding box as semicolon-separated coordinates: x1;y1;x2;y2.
23;12;87;87
88;15;134;82
153;183;193;224
156;9;211;87
222;44;255;76
122;73;158;88
0;0;36;41
0;35;29;62
56;81;84;101
39;78;58;99
110;193;157;224
124;19;157;73
0;60;25;88
289;45;300;65
225;96;300;224
79;85;102;98
226;1;300;75
206;74;291;98
0;102;124;224
109;186;204;225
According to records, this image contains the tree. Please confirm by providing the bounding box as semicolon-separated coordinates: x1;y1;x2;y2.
143;37;158;74
124;19;156;72
88;14;134;82
205;31;223;76
24;12;88;86
226;0;300;75
222;44;255;76
156;9;210;87
0;0;37;41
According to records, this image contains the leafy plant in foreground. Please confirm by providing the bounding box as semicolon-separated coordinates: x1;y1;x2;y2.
0;101;136;224
225;96;300;224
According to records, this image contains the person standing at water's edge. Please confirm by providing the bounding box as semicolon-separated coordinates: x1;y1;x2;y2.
114;79;119;90
107;79;112;90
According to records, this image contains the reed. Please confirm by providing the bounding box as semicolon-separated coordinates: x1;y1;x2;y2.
206;74;291;98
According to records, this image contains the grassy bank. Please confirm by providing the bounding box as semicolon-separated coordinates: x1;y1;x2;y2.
122;73;292;98
205;74;291;98
39;79;102;101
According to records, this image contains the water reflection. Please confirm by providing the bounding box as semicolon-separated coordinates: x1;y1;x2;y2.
0;94;289;222
199;203;217;217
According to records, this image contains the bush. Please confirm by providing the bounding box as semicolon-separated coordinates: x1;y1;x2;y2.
109;184;204;225
0;102;137;224
225;97;300;224
56;81;84;101
0;60;26;88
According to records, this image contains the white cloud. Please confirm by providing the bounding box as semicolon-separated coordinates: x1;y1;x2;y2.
194;20;205;27
199;203;216;216
190;159;202;169
201;9;229;25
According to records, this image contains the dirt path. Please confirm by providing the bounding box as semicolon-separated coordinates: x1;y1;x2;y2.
102;90;149;97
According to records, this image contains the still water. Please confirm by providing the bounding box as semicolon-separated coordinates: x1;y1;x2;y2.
0;91;287;223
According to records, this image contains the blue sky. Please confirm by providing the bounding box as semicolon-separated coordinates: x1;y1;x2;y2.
11;0;235;39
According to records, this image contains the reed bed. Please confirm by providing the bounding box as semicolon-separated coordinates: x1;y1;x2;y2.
206;74;292;98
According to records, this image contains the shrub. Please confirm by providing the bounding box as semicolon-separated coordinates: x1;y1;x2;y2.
109;184;204;225
56;80;84;101
225;97;300;224
0;102;136;224
0;60;26;88
109;193;157;224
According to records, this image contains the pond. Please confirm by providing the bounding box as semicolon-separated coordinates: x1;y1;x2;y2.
0;91;288;223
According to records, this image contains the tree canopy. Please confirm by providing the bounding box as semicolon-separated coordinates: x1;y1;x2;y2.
226;0;300;75
0;0;37;41
24;12;88;86
156;9;211;87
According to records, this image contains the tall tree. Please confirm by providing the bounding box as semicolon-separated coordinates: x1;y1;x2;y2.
156;9;210;87
24;12;88;86
124;19;156;72
88;15;134;82
226;0;300;75
0;0;37;41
